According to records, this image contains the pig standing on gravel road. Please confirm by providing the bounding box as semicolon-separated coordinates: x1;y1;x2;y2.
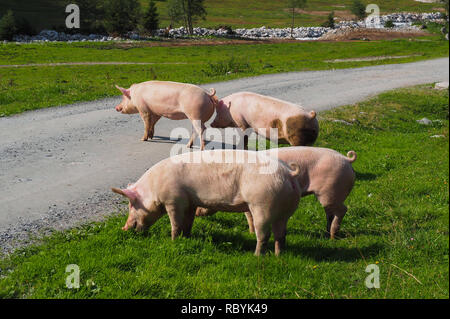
115;81;217;150
211;92;319;148
112;150;302;256
197;147;357;239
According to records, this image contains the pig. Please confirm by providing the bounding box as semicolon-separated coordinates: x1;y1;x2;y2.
210;92;319;148
114;81;218;150
111;150;302;256
196;147;357;239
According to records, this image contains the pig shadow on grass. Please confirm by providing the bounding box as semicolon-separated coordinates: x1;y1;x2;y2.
197;223;383;262
286;242;383;262
355;171;377;181
205;230;383;261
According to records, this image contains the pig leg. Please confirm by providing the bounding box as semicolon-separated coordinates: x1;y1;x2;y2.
187;120;206;150
324;203;348;239
186;124;197;149
243;135;249;150
140;113;152;141
244;212;255;234
250;207;271;256
166;204;187;240
181;207;196;238
148;115;161;140
272;218;289;256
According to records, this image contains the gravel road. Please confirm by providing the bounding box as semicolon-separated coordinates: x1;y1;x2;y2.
0;58;448;252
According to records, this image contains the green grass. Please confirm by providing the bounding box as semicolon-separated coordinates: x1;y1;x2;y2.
0;0;445;30
1;36;448;116
0;85;448;299
152;0;446;28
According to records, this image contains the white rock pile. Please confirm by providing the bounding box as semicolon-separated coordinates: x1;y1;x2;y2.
8;12;445;43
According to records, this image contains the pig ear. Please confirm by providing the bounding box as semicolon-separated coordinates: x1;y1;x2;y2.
217;100;231;110
112;187;138;202
310;110;316;119
115;85;131;99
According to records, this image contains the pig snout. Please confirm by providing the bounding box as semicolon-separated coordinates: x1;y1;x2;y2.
115;105;123;112
122;219;137;231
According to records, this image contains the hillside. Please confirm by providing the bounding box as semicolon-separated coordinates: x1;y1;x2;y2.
0;0;445;31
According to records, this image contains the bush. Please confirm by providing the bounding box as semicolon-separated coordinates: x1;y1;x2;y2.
351;0;366;20
202;57;252;77
321;11;335;28
215;25;234;35
142;0;159;33
0;10;17;40
384;20;395;28
104;0;141;35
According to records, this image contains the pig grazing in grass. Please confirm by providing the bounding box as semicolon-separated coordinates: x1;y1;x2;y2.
115;81;217;150
112;150;302;256
210;92;319;148
197;147;357;239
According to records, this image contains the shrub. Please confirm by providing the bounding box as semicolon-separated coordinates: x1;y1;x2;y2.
216;25;234;35
384;20;395;28
0;10;17;40
350;0;366;20
321;11;335;28
142;0;159;33
202;57;252;77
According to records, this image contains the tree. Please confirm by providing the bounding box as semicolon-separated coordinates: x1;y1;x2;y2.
0;10;17;40
168;0;207;35
321;11;335;29
104;0;141;35
143;0;159;33
76;0;107;34
350;0;366;20
287;0;307;38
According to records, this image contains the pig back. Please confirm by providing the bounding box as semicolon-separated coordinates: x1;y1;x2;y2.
134;81;214;120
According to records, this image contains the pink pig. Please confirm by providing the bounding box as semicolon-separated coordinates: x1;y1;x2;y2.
115;81;217;150
196;147;357;239
211;92;319;148
112;150;302;256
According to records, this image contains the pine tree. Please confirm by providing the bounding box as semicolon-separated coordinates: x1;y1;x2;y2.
322;11;335;28
351;0;366;20
104;0;141;35
0;10;17;41
143;0;159;33
167;0;206;35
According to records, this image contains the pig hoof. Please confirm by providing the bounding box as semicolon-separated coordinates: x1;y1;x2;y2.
141;137;148;141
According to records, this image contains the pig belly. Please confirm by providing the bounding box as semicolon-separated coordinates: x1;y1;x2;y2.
158;110;188;120
200;202;249;213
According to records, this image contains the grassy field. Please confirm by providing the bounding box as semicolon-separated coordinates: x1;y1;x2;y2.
152;0;446;28
0;1;445;30
1;34;449;116
0;84;448;299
